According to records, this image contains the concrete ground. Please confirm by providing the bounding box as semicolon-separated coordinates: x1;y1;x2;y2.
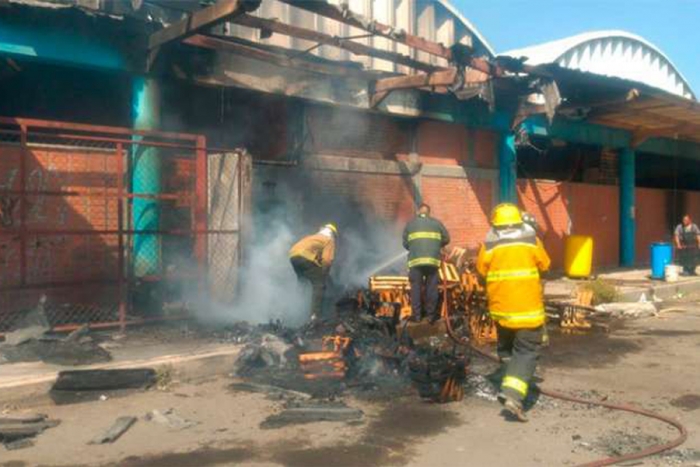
0;326;242;407
2;297;700;466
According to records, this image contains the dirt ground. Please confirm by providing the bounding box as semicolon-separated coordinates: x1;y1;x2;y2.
3;300;700;467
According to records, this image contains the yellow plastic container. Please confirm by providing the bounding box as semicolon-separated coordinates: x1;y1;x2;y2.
564;235;593;278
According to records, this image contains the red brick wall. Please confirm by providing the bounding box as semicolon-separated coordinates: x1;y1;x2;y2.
0;145;121;288
415;121;496;250
473;129;498;168
684;191;700;221
303;169;416;228
416;121;497;168
569;183;619;268
416;121;467;165
517;180;570;269
304;106;410;160
517;180;620;269
422;177;492;250
636;188;671;262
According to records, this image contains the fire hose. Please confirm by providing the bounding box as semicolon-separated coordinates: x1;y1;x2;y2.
439;264;688;467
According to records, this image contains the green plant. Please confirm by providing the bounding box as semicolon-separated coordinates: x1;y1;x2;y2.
582;278;619;305
155;365;174;390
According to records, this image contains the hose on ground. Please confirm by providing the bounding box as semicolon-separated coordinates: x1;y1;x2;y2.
467;344;688;467
437;265;688;465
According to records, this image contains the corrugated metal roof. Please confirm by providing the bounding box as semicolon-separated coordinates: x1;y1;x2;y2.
502;30;694;100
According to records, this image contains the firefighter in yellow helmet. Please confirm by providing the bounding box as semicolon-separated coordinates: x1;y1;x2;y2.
476;204;550;422
289;223;338;321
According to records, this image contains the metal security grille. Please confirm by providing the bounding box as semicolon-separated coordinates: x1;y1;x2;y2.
0;117;241;334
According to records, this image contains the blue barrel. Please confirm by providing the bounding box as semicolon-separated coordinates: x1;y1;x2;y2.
650;242;673;279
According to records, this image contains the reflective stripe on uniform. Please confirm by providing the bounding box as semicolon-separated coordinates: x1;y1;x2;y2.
502;375;528;396
489;308;545;324
407;232;442;242
487;241;537;252
486;267;539;282
408;257;441;268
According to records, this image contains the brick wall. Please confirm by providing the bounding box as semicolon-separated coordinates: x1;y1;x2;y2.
683;190;700;221
517;180;570;269
517;180;621;269
569;183;620;268
636;188;672;262
0;143;126;330
416;121;467;165
304;106;410;159
257;118;499;254
422;177;492;250
301;169;415;230
0;145;121;289
416;120;496;250
416;120;497;168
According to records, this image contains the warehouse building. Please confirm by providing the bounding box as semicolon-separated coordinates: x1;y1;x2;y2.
1;0;700;330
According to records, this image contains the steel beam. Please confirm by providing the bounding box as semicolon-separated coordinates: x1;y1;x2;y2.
498;132;517;203
278;0;458;60
148;0;261;50
231;13;436;72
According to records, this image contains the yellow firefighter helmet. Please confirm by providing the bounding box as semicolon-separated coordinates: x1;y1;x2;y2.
491;203;523;227
323;223;338;235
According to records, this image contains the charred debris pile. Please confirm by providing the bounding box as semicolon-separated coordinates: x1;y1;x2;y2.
231;298;473;405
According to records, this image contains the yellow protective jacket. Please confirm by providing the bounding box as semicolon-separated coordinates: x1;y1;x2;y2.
476;225;551;329
289;233;336;269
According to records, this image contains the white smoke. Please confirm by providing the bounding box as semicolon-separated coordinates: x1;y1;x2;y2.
203;217;311;328
332;223;406;290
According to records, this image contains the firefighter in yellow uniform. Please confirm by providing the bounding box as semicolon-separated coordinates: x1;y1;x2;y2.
289;224;337;322
476;204;550;422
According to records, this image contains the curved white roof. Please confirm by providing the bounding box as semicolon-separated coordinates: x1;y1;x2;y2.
436;0;495;57
504;30;694;99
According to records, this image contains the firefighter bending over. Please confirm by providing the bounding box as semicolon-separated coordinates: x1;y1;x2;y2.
476;203;550;422
402;203;450;323
289;223;337;321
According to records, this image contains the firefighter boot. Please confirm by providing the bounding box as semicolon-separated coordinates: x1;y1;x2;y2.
498;392;528;422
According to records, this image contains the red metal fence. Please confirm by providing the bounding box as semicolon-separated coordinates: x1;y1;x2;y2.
0;117;235;334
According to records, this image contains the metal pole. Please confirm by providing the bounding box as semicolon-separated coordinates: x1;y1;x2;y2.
194;135;208;290
131;76;162;277
498;132;517;203
116;143;126;331
19;124;27;287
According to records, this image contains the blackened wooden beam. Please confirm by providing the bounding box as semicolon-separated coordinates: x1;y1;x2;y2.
373;69;459;93
232;13;437;72
278;0;458;60
148;0;262;50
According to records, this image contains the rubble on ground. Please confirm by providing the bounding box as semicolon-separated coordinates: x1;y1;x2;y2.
89;416;137;444
50;369;156;405
3;296;50;346
261;400;364;429
144;408;196;430
0;413;60;451
594;302;659;319
0;307;112;366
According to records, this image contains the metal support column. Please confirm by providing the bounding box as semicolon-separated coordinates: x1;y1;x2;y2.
131;76;162;277
619;147;636;267
498;132;517;203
